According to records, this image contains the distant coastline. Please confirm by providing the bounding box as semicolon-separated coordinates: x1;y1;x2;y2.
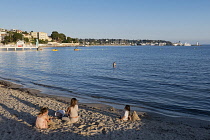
1;27;204;47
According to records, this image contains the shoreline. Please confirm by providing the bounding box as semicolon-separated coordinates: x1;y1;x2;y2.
1;79;210;121
1;79;209;122
1;80;210;139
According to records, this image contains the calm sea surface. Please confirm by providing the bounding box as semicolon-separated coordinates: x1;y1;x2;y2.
0;45;210;121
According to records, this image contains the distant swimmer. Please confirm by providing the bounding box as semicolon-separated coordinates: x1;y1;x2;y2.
113;62;116;68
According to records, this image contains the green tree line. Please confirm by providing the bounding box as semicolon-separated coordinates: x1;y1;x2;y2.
1;31;79;44
51;31;78;43
1;32;25;44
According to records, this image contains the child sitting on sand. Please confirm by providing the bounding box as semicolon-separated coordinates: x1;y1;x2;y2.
120;105;131;121
62;98;79;123
36;107;52;129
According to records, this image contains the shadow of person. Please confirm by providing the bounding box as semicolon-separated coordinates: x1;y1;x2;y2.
0;103;36;126
10;94;55;116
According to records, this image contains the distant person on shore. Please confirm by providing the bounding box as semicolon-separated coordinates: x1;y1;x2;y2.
120;105;131;121
62;98;79;123
36;107;52;129
113;62;116;68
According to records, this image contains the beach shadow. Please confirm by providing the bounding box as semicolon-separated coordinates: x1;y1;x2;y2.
3;96;195;139
0;115;35;139
0;103;36;125
0;112;143;140
0;115;88;140
10;95;37;109
10;94;55;116
1;96;210;140
2;111;209;140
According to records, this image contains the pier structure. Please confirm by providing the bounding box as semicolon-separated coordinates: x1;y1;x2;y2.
0;40;39;51
0;45;39;51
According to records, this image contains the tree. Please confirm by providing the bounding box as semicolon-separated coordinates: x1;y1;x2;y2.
1;36;10;44
36;39;48;44
72;38;79;43
24;38;29;43
66;37;72;43
59;33;66;43
22;31;28;34
13;32;23;42
51;31;59;41
7;31;13;42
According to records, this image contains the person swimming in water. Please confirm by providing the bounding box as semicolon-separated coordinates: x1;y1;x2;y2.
113;62;116;68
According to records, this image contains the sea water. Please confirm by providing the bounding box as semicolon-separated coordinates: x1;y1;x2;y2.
0;45;210;121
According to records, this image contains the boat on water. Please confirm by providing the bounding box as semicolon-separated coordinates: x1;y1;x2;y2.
74;47;80;51
52;49;58;51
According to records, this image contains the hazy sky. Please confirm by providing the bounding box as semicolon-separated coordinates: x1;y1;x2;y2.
1;0;210;44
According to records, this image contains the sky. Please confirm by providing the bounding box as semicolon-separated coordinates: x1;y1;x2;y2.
1;0;210;44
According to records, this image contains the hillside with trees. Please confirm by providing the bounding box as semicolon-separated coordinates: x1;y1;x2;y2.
51;31;78;43
1;28;172;46
1;32;23;44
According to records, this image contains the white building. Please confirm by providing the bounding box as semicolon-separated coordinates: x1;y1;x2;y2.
30;32;51;41
38;32;48;40
16;40;25;47
23;34;32;39
173;42;183;46
30;32;38;38
184;42;191;46
0;32;8;42
0;28;6;32
10;29;23;33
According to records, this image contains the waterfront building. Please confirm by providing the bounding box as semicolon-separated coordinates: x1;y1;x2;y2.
173;41;183;46
23;34;32;39
10;29;23;33
184;42;191;46
38;32;48;40
30;32;38;38
30;32;52;41
0;32;8;42
159;42;166;46
0;28;6;32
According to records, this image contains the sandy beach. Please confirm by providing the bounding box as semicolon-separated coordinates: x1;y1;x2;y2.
0;80;210;140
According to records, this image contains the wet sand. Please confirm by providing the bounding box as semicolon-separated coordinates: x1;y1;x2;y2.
0;80;210;140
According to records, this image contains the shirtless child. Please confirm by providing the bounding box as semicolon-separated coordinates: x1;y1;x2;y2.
36;107;52;129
